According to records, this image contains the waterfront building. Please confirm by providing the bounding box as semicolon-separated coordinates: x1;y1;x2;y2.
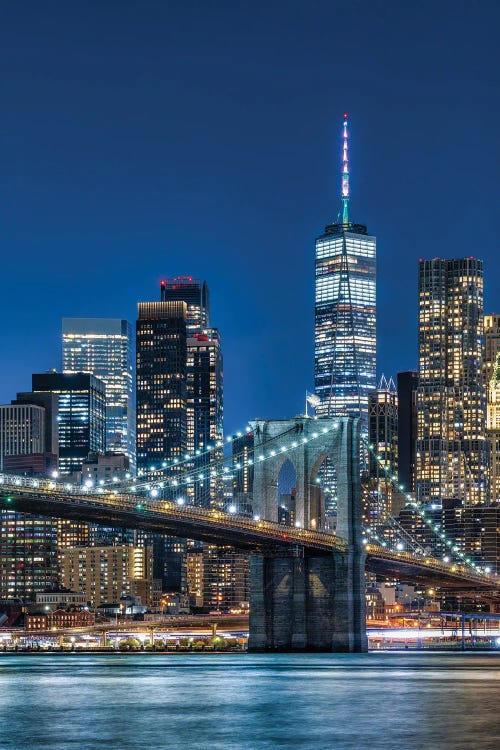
397;371;419;493
202;545;250;613
26;608;95;631
186;548;204;608
416;258;488;506
60;545;153;609
314;115;376;427
0;512;58;600
62;318;135;470
0;403;59;601
32;372;106;476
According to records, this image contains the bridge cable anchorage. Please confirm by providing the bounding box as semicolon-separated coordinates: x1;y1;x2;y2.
360;436;494;578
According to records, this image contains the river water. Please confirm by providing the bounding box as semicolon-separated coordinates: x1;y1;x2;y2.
0;652;499;749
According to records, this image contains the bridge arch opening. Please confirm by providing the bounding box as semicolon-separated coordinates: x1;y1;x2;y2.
310;454;337;532
276;458;297;527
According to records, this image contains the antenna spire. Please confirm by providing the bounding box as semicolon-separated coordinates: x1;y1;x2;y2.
341;113;350;225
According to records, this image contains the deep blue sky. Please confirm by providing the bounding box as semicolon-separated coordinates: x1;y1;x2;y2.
1;1;499;434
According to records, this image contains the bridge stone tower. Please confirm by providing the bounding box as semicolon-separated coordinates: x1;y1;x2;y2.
248;416;367;652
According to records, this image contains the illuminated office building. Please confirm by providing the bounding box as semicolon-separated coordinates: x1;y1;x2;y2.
160;277;209;332
136;301;188;470
314;115;376;426
158;279;223;507
62;318;135;470
32;372;106;476
416;258;488;506
0;404;45;471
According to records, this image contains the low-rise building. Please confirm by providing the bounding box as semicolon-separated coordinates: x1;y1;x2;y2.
26;608;95;631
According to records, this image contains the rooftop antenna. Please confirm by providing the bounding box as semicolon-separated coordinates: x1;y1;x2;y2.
341;113;350;226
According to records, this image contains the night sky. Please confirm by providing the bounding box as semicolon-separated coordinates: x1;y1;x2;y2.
1;1;499;434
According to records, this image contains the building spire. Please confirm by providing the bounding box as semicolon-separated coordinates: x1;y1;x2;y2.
341;113;350;225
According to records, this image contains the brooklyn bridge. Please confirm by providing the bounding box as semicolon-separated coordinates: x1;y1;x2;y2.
2;416;498;653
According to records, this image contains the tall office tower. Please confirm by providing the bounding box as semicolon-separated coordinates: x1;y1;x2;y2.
136;301;188;470
187;329;223;507
397;371;419;493
0;403;45;470
160;277;209;332
486;353;500;503
366;376;398;523
314;115;376;427
483;315;500;384
136;299;188;592
0;401;59;600
32;372;106;476
416;258;489;506
368;376;398;480
160;278;223;507
62;318;135;471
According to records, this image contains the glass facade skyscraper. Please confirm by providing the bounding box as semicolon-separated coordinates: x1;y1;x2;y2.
314;116;376;428
62;318;135;471
32;372;106;475
416;258;489;506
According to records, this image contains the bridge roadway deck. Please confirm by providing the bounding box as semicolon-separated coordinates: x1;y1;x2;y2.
1;473;498;592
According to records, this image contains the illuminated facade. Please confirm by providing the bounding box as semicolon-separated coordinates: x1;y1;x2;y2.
62;318;135;471
160;277;209;332
416;258;488;506
187;330;223;507
486;352;500;503
60;545;153;608
136;301;188;470
0;404;45;470
160;279;223;508
484;316;500;503
314;116;376;426
368;376;398;519
32;372;106;475
0;512;58;599
483;314;500;384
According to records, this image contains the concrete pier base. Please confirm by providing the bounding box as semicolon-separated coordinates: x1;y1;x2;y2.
248;549;367;652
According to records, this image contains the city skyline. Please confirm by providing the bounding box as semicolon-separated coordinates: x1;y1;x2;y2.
1;2;499;435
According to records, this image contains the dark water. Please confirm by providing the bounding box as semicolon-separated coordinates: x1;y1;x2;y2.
1;653;499;749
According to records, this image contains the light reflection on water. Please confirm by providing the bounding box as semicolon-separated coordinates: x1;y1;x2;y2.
1;652;499;750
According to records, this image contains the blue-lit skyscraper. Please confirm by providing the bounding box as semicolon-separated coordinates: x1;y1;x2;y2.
62;319;135;472
314;115;376;427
